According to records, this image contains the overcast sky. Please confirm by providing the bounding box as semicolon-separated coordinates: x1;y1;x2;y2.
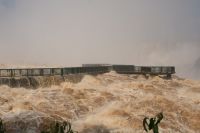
0;0;200;78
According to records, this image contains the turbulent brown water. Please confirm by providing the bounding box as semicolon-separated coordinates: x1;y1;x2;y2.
0;72;199;133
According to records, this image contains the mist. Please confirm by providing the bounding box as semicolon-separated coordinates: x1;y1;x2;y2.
0;0;200;79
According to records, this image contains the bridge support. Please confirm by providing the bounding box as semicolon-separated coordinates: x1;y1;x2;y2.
166;74;171;79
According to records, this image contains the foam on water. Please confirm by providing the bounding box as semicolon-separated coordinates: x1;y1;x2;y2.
0;72;199;133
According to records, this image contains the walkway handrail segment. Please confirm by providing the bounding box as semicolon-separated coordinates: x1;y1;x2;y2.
0;65;175;77
0;66;110;77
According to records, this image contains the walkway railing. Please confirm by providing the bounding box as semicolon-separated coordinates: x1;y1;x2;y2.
0;65;175;77
0;66;110;77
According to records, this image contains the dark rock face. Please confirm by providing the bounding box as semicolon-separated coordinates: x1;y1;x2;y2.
2;111;52;133
0;77;35;88
0;75;84;88
2;111;77;133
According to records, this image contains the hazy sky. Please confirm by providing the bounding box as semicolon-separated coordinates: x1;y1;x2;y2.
0;0;200;78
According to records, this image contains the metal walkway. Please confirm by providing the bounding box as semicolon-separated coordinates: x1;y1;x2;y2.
0;65;175;77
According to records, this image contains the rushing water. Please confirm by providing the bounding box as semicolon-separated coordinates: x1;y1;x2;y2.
0;72;199;133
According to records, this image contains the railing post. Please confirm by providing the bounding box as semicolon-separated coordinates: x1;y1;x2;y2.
11;69;13;77
40;69;43;76
61;68;63;76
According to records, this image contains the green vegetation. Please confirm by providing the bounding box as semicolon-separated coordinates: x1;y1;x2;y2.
143;112;163;133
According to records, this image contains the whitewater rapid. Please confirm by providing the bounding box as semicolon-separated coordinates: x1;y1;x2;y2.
0;72;199;133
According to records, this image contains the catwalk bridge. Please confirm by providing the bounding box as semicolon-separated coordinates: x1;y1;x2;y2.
0;65;175;77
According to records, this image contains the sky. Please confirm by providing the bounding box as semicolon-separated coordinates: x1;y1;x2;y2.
0;0;200;79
